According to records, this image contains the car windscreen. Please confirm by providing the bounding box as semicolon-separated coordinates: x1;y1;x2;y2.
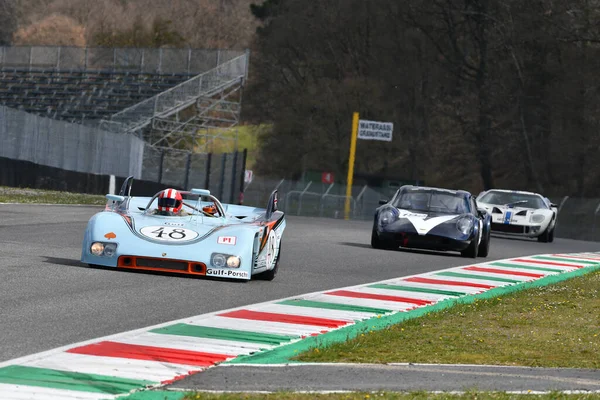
392;190;469;214
478;191;546;209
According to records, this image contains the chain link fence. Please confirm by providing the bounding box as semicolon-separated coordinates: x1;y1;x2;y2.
0;105;143;178
243;177;382;220
0;46;246;74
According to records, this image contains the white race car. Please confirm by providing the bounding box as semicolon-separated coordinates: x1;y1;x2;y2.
476;189;557;242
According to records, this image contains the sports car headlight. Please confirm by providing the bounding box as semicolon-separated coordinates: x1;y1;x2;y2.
227;256;241;268
90;242;117;257
456;217;474;235
379;209;396;226
211;253;241;268
211;253;227;267
103;243;117;257
91;242;104;256
530;214;545;223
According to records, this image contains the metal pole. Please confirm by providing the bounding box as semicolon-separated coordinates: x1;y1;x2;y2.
157;150;165;184
158;48;163;74
204;152;212;190
238;148;247;204
345;112;360;219
183;152;192;190
29;47;33;71
84;47;88;70
140;49;145;72
56;46;61;70
187;48;192;75
229;150;238;204
219;153;227;199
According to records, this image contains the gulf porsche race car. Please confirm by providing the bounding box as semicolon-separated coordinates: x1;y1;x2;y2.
371;186;491;258
476;189;557;242
81;177;285;281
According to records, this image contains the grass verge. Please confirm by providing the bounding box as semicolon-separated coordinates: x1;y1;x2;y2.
294;269;600;368
0;186;105;205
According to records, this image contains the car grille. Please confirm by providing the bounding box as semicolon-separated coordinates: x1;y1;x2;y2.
117;256;206;274
491;223;527;234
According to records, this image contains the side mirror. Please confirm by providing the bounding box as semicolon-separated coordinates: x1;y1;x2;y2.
550;203;558;208
477;208;488;217
378;199;389;205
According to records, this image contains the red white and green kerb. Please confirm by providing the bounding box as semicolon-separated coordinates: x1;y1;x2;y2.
1;252;599;399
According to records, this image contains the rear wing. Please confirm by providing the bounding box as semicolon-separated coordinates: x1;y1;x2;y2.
265;190;279;220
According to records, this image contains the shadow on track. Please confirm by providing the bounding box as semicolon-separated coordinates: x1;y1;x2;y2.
339;242;462;258
42;256;247;283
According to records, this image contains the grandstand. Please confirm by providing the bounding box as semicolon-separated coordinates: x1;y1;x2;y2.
0;46;247;135
0;68;192;122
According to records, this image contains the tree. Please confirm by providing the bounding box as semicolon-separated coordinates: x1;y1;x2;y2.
0;0;17;45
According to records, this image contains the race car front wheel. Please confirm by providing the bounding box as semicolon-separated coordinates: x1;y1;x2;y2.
538;227;555;243
371;227;396;250
255;243;281;281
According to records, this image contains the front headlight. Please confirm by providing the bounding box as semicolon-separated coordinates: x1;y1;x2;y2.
379;209;396;226
456;217;474;235
90;242;118;257
91;242;104;256
530;214;545;223
227;256;241;268
211;253;241;268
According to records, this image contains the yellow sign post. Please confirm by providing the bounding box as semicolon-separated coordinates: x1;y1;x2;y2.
344;112;360;220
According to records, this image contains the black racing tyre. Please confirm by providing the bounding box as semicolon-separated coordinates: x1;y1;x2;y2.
371;227;396;250
461;235;479;258
478;229;491;258
537;227;553;243
255;244;281;281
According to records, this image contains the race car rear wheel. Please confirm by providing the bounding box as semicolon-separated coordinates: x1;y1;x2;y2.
371;227;396;250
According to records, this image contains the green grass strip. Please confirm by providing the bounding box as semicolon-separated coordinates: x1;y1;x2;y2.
0;365;153;394
111;390;185;400
532;255;599;265
368;284;467;297
150;323;297;345
278;299;391;314
435;271;521;284
226;263;600;365
489;262;563;273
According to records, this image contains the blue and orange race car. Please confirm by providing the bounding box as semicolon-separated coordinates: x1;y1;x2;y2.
81;177;285;281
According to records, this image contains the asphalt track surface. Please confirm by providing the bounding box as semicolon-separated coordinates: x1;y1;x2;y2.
1;204;599;392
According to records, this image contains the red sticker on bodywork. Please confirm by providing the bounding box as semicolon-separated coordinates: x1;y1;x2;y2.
104;232;116;240
217;236;237;245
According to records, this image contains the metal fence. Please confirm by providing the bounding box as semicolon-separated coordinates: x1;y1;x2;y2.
142;147;245;203
0;105;143;178
0;46;246;74
243;177;382;220
99;54;248;134
242;178;600;242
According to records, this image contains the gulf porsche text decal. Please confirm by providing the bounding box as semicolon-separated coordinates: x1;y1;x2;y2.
206;268;248;278
139;226;199;242
218;236;237;245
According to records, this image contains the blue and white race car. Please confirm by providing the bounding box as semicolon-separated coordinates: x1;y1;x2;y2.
476;189;557;242
372;185;491;258
81;177;285;281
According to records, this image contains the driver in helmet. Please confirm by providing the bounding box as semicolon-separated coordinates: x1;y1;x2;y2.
156;188;189;216
202;203;218;216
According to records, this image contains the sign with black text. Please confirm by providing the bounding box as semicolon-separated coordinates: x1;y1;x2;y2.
357;119;393;142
